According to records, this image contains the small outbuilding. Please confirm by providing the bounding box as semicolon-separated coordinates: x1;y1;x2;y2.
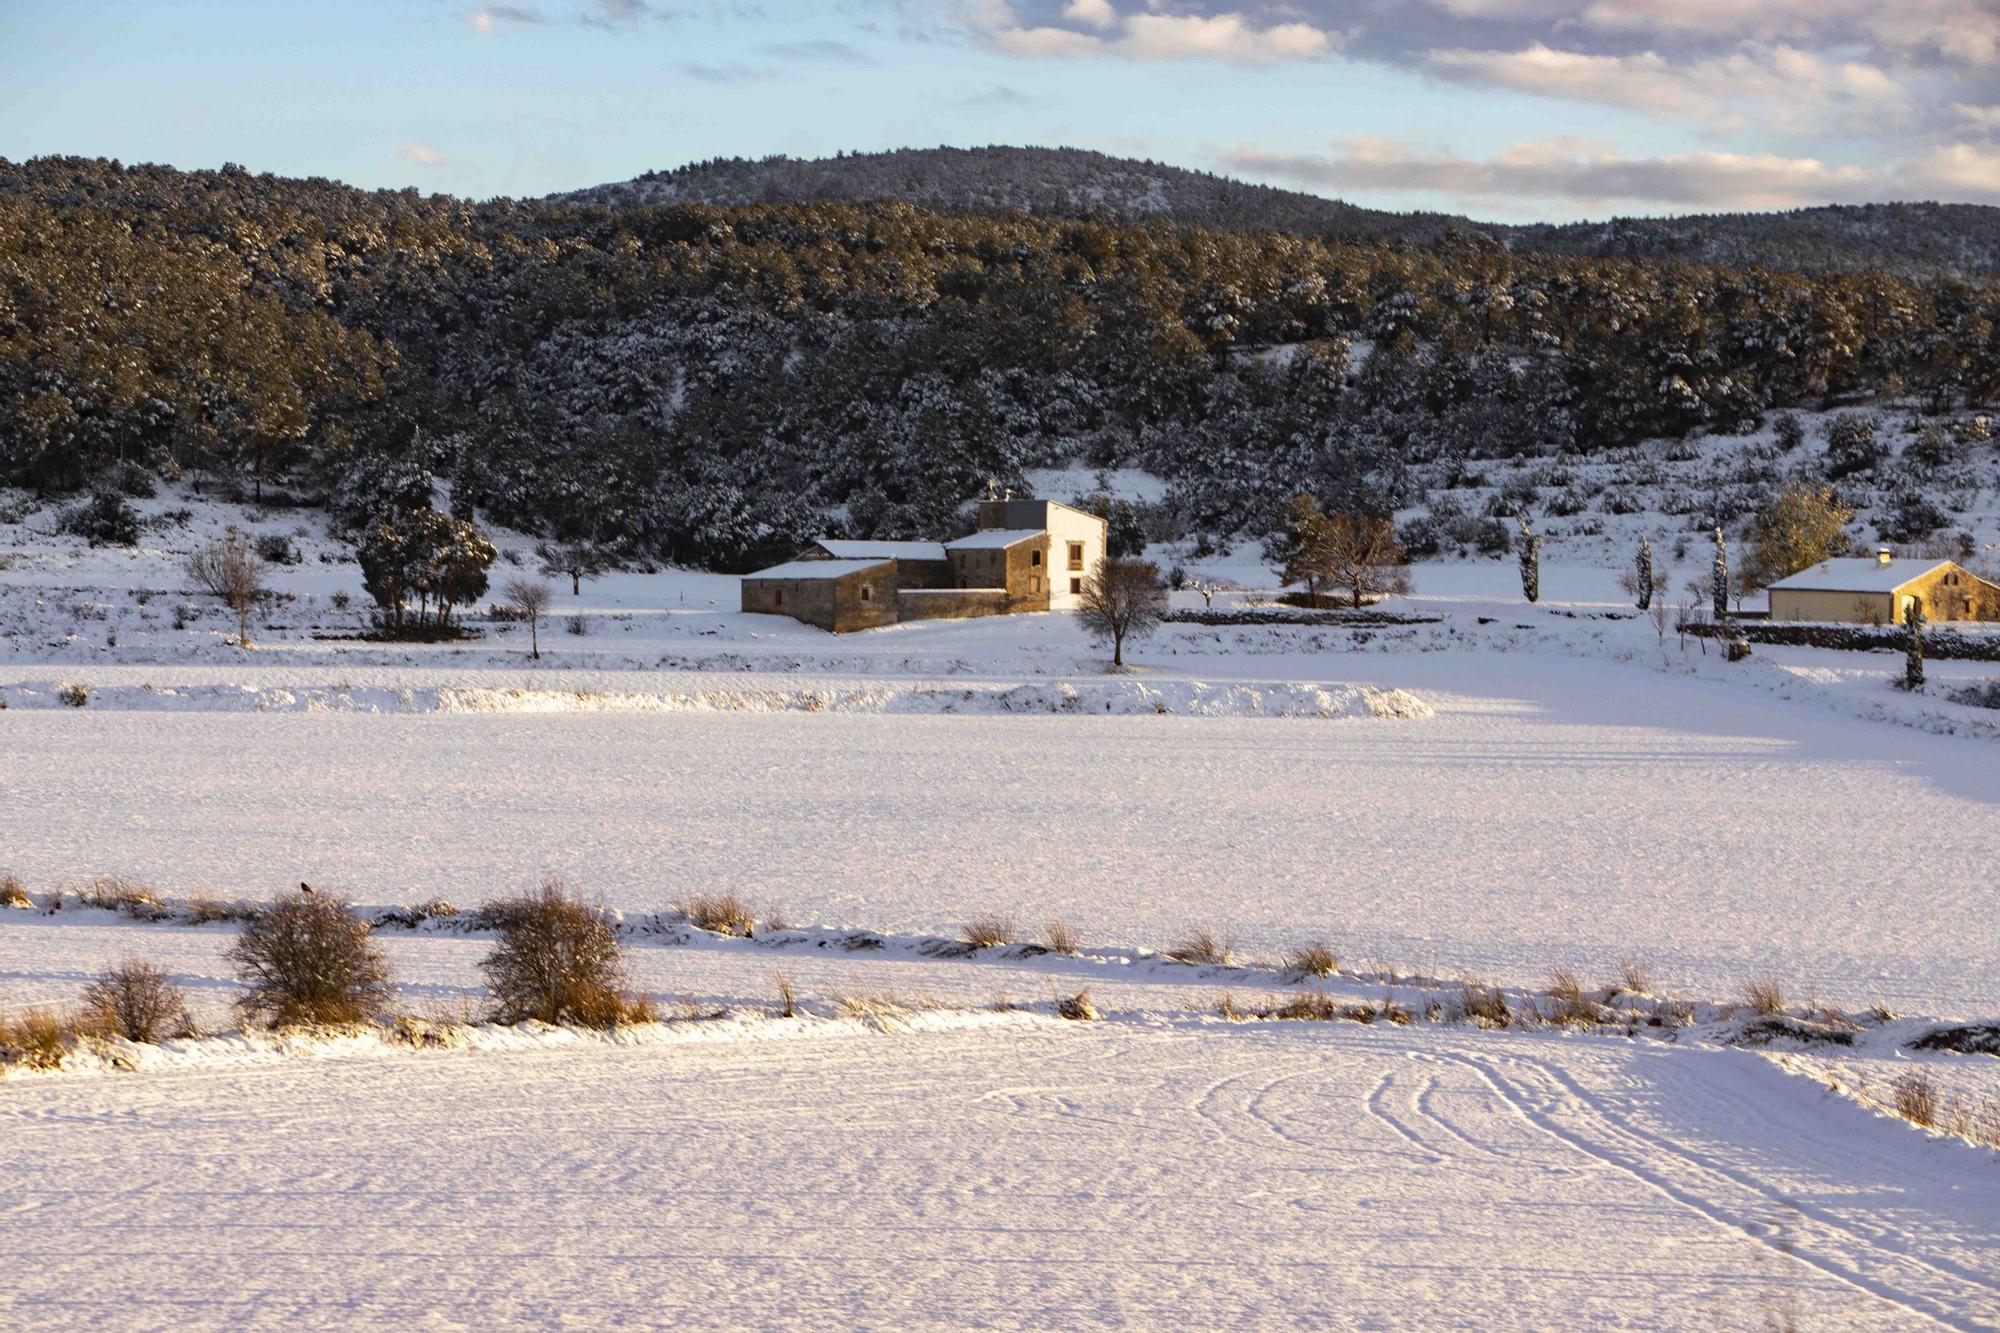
737;558;898;634
1766;549;2000;624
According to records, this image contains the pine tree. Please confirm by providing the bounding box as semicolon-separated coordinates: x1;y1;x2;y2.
1517;517;1541;604
1711;527;1729;622
1635;536;1654;612
1904;596;1925;689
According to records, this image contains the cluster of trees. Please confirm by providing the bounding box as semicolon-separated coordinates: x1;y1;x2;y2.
6;156;2000;572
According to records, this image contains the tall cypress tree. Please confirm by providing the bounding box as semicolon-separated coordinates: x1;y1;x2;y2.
1711;527;1729;621
1905;595;1925;689
1635;536;1655;611
1518;517;1541;604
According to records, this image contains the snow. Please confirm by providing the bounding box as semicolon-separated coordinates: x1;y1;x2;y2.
942;528;1043;550
1767;557;1950;592
813;539;949;561
2;1016;1994;1330
740;557;891;581
6;483;2000;1327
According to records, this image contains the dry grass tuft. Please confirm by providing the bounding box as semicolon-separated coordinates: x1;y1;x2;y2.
773;972;798;1019
80;961;187;1043
1056;989;1098;1021
836;994;930;1029
1269;992;1339;1021
762;903;788;934
1165;927;1230;967
1043;918;1082;955
1215;990;1247;1021
678;891;757;938
1868;1004;1899;1023
1547;967;1600;1026
77;876;171;921
1615;958;1653;996
182;896;257;925
961;914;1017;950
0;1006;116;1070
1285;941;1339;978
1742;976;1787;1017
1460;980;1512;1029
0;871;30;910
1894;1072;1939;1128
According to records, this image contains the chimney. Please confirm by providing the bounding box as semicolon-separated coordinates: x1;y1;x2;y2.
1877;547;1893;566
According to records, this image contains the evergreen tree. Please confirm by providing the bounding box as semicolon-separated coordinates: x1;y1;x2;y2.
1635;536;1654;611
1517;517;1541;604
1904;595;1926;689
1711;527;1730;622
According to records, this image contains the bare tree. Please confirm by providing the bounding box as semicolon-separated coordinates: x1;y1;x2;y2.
228;890;392;1027
1323;514;1413;608
186;531;266;647
479;877;630;1027
536;540;609;597
1187;577;1235;609
502;577;554;659
1078;557;1168;668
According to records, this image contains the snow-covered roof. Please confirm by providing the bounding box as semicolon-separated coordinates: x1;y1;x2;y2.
742;558;892;582
814;539;949;562
945;529;1045;551
1766;558;1950;594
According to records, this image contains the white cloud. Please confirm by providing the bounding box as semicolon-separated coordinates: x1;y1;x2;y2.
1953;104;2000;131
399;143;450;168
983;8;1337;64
1909;142;2000;196
1063;0;1117;30
1228;136;1884;210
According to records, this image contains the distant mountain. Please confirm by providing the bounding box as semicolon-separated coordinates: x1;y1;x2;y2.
561;145;2000;279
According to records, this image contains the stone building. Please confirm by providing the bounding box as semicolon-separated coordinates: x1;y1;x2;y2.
1766;549;2000;624
741;497;1109;633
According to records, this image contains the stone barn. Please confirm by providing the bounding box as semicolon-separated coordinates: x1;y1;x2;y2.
1766;550;2000;625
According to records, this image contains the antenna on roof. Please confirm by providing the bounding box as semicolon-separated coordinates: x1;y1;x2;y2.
983;476;998;500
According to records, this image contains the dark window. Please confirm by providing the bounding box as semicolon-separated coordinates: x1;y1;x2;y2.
860;584;872;602
1031;550;1042;567
1067;542;1085;571
773;588;783;607
1070;577;1082;595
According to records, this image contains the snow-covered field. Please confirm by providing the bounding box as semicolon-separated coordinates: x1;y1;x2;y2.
5;485;1999;1328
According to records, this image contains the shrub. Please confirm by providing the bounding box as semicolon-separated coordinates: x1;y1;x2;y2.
0;872;30;910
58;682;89;708
60;490;140;546
962;914;1016;950
80;961;188;1043
1742;977;1786;1017
565;613;589;636
1270;992;1339;1021
254;532;299;565
228;889;392;1027
480;877;630;1027
1043;919;1081;955
1615;958;1654;996
1285;941;1339;978
678;891;756;938
1056;989;1097;1021
1546;967;1599;1026
186;532;267;645
1894;1072;1939;1128
774;972;797;1019
1165;927;1229;966
0;1007;114;1069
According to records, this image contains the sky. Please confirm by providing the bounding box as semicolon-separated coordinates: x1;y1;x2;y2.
4;0;1999;222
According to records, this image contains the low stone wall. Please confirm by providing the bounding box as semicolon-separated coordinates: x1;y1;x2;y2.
1681;619;2000;662
896;588;1011;622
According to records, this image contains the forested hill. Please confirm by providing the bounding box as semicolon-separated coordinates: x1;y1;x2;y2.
4;154;1999;572
568;146;2000;280
557;145;1463;246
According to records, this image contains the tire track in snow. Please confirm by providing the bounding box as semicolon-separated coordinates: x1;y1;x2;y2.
1433;1048;1999;1332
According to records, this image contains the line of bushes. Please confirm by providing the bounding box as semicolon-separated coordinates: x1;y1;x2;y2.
1163;608;1442;628
1680;619;2000;661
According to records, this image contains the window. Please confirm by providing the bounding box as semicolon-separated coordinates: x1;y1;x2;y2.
1030;576;1041;593
860;584;872;602
1070;577;1082;595
1067;542;1085;571
1031;550;1042;567
773;588;783;608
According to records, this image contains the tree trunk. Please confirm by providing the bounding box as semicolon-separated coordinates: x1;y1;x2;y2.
1351;579;1363;609
530;617;539;659
571;570;581;596
1112;628;1124;667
